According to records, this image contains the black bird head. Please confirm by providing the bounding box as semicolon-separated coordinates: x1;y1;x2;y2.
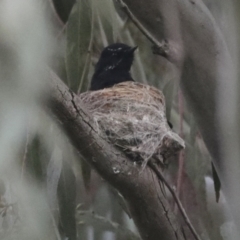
90;43;138;90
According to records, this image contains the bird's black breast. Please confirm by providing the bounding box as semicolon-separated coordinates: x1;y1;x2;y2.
90;70;134;91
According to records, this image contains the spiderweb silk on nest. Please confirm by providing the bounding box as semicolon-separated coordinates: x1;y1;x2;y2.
79;82;185;168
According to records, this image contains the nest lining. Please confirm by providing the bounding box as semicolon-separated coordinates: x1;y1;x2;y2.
79;82;184;167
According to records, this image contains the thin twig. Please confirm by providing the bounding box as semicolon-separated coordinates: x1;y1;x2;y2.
148;161;202;240
175;90;185;213
116;0;169;58
21;127;29;182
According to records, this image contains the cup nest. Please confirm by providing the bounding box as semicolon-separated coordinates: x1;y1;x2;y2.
79;82;185;168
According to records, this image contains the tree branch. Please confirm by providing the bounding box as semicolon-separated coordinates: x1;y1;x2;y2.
46;70;185;240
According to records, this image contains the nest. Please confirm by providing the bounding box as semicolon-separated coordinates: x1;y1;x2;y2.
79;82;185;168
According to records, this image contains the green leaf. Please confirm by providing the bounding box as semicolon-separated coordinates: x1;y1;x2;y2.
26;135;45;182
162;79;176;120
66;0;94;92
58;160;77;240
95;0;118;45
80;157;92;190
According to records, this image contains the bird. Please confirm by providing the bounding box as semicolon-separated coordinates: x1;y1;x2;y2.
90;43;137;91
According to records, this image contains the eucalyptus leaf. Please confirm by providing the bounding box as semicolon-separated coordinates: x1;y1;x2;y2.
162;78;176;120
66;0;94;92
58;160;77;240
26;135;46;182
188;113;198;145
97;12;109;47
95;0;118;44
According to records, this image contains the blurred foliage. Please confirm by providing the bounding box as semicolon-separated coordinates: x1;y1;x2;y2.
58;160;77;240
25;136;45;182
66;0;94;92
0;0;238;239
52;0;76;23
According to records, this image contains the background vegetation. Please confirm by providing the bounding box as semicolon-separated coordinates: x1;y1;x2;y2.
0;0;239;239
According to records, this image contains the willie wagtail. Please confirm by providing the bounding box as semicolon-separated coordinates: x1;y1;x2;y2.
90;43;137;91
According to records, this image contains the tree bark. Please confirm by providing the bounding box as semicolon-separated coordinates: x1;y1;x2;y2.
46;71;184;240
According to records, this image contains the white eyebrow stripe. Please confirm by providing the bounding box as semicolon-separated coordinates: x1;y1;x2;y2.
107;47;125;52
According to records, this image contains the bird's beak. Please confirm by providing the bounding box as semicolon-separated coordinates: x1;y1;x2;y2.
130;46;138;53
